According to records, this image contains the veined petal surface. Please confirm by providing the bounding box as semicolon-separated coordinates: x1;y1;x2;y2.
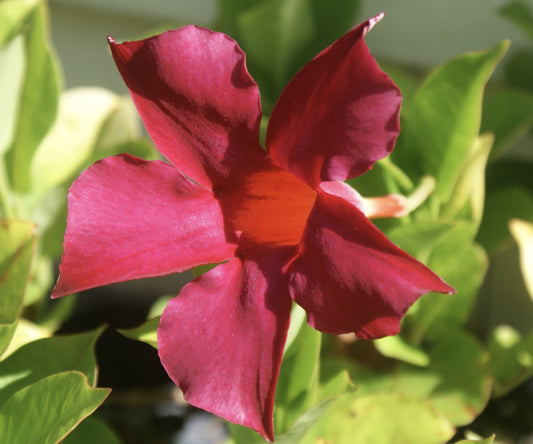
109;25;264;190
158;249;295;442
266;14;401;188
289;185;454;339
52;154;236;298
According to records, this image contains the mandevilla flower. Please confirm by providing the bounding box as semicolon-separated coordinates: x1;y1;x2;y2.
52;13;454;441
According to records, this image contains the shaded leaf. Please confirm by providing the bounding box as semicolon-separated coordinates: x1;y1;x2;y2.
482;88;533;158
500;0;533;42
0;371;109;444
477;186;533;254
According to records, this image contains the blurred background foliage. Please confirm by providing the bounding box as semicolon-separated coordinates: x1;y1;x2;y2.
1;0;533;443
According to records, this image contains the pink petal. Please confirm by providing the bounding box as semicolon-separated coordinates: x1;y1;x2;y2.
289;185;455;339
266;14;401;189
108;26;265;190
52;154;236;298
158;248;295;441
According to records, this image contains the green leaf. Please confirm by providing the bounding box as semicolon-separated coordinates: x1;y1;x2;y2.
489;325;533;398
424;332;491;426
0;0;37;44
0;327;104;406
440;133;493;225
0;323;17;358
374;335;430;367
275;321;321;433
0;371;109;444
0;219;35;324
118;317;159;349
394;41;508;203
509;219;533;298
481;88;533;158
500;0;533;42
300;392;454;444
455;436;495;444
1;319;51;358
62;415;122;444
0;34;25;157
477;186;533;254
389;221;487;341
275;397;340;444
4;0;61;192
30;88;140;196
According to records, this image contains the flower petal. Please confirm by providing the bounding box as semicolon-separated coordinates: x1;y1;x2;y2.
109;25;264;190
289;185;455;339
52;154;236;298
266;14;401;188
158;248;295;442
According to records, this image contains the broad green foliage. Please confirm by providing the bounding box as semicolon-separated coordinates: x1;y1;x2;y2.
394;41;508;205
0;372;110;444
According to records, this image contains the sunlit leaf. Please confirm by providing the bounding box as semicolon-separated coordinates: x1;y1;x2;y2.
0;0;36;44
300;392;454;444
4;0;61;192
0;371;109;444
0;327;104;407
440;133;493;225
0;319;51;358
62;415;122;444
275;320;321;433
394;41;508;204
374;335;430;367
489;325;533;398
455;434;495;443
0;34;25;157
30;88;139;196
118;317;159;349
509;219;533;298
0;219;35;324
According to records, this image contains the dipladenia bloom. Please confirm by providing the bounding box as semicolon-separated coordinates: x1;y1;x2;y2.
52;14;454;441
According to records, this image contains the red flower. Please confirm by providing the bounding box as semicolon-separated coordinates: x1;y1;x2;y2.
52;14;454;441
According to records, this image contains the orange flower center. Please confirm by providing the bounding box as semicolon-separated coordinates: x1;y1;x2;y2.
218;165;317;249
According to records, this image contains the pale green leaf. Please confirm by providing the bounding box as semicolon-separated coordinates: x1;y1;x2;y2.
374;335;430;367
0;34;25;157
300;392;454;444
0;327;104;406
118;317;159;349
509;219;533;298
0;0;37;44
0;371;109;444
30;88;137;195
395;41;508;203
489;325;533;398
5;0;61;192
62;415;122;444
0;219;35;324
